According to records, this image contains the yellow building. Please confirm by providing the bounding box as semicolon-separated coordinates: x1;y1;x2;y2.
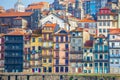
30;30;42;73
42;23;57;73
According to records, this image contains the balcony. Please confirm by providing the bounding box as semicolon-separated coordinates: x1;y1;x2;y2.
93;50;108;53
70;51;83;54
42;46;53;49
54;56;60;59
70;58;83;62
30;57;42;61
54;48;59;51
110;54;120;58
42;54;53;57
62;56;69;59
5;48;23;51
42;38;53;41
83;59;93;62
62;48;69;51
5;55;22;58
5;40;23;43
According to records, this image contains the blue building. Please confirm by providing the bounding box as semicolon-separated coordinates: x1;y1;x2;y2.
93;34;109;73
4;30;25;72
109;29;120;74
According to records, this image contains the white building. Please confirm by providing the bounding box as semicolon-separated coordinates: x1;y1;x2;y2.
109;29;120;74
97;7;118;37
39;14;70;31
14;0;25;12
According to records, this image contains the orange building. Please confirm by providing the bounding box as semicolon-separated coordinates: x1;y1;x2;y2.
53;29;70;73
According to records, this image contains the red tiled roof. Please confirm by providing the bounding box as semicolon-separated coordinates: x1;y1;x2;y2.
84;40;93;47
79;18;95;22
44;23;57;29
109;28;120;34
71;27;83;32
0;12;33;17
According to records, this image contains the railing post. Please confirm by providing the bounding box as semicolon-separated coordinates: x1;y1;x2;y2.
15;75;17;80
8;75;10;80
27;75;29;80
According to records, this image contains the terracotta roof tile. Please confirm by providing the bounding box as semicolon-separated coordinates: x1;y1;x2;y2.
0;12;33;17
109;28;120;34
84;40;93;47
5;28;27;36
79;18;95;22
44;23;57;29
71;27;83;32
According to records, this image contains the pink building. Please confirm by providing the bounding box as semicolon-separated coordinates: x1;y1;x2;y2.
53;29;70;73
0;34;4;72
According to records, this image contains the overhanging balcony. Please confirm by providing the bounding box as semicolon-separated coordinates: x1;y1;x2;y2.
70;51;83;54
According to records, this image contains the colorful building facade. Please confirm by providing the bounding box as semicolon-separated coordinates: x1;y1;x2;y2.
30;33;42;73
4;29;25;72
93;34;109;73
69;27;83;73
83;40;94;73
109;29;120;73
53;29;70;73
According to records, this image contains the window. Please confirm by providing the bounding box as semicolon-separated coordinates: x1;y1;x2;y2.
79;47;81;51
107;22;110;26
32;46;35;50
95;63;98;67
56;36;59;42
103;22;106;26
100;54;103;59
60;67;64;72
56;59;59;64
103;29;106;33
43;67;46;72
32;38;35;42
107;15;110;19
95;54;98;60
60;36;63;42
100;63;103;66
65;67;68;72
38;46;41;50
56;67;59;72
89;64;92;67
112;36;115;39
104;54;108;59
99;45;103;52
43;58;46;63
90;49;92;52
48;67;52;72
99;29;102;33
65;44;69;49
38;38;42;42
84;63;87;67
84;70;87;73
49;58;52;63
112;43;115;47
65;36;68;42
56;43;59;49
115;59;119;64
65;52;68;57
103;15;106;19
65;59;68;65
104;63;108;67
88;70;91;73
116;50;119;55
99;22;102;26
72;34;75;36
84;49;87;52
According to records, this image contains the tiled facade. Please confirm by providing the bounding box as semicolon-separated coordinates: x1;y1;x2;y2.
69;28;83;73
53;29;70;73
93;35;109;73
109;29;120;74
